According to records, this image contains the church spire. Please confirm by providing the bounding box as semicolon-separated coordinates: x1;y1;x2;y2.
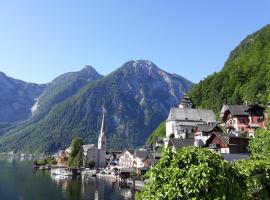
98;109;106;150
100;112;105;137
179;94;193;108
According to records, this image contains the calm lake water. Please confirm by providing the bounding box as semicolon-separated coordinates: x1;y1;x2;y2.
0;157;136;200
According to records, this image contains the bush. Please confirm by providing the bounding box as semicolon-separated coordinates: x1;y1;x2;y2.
137;147;248;200
34;156;56;166
235;158;270;199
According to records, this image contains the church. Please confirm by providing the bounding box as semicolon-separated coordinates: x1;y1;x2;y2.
83;112;107;168
165;95;216;139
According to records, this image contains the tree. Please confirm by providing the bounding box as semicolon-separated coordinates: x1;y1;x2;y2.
236;129;270;198
248;129;270;158
235;158;270;199
137;146;247;200
68;137;84;169
87;160;95;169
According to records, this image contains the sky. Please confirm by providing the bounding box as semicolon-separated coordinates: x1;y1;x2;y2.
0;0;270;84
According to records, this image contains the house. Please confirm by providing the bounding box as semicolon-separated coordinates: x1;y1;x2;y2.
118;150;135;168
205;132;249;154
105;151;123;166
55;150;69;166
166;138;194;151
194;123;222;147
151;152;162;165
220;104;266;137
155;137;164;147
133;150;154;175
165;95;216;140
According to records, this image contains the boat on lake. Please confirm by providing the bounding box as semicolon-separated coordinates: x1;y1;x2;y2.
81;169;97;177
51;168;72;176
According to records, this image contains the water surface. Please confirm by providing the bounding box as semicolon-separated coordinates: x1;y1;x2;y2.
0;157;136;200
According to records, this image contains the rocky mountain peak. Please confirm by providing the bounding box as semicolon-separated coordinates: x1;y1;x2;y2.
81;65;100;75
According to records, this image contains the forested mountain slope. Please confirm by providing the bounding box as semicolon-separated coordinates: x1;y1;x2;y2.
189;25;270;114
0;60;192;154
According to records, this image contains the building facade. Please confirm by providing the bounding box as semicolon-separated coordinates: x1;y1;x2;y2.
220;104;266;137
205;132;249;154
165;95;216;142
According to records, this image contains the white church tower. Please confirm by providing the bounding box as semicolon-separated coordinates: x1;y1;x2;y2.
98;112;106;150
97;111;106;167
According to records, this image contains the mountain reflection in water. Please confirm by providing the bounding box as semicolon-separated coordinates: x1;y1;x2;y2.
0;157;136;200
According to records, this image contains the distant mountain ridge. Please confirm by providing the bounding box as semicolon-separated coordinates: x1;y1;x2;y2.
0;72;45;123
32;65;102;118
0;60;193;154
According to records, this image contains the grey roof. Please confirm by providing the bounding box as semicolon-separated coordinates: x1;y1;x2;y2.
167;108;216;123
115;153;122;160
169;138;194;148
156;137;164;144
83;144;96;152
151;152;162;158
222;154;249;162
226;105;250;116
122;149;135;155
197;123;220;132
134;150;151;160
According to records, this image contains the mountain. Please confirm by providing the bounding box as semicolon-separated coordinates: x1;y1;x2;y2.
188;25;270;114
0;72;45;123
0;60;193;154
31;65;102;118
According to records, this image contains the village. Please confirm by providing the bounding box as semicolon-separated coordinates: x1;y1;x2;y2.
33;94;269;189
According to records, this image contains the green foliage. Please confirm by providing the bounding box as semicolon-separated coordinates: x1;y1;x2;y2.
130;171;137;177
248;129;270;158
87;160;95;169
233;129;270;198
235;158;270;199
137;147;248;200
34;156;56;166
146;121;165;145
266;108;270;130
68;137;84;169
188;25;270;114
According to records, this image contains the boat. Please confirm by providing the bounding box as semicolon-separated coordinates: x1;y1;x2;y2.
81;169;97;178
51;168;72;176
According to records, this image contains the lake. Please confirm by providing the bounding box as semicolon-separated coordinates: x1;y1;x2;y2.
0;157;136;200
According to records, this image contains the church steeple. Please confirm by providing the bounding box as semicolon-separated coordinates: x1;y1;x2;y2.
179;94;193;108
98;111;106;150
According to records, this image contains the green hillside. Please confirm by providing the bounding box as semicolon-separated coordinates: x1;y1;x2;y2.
188;25;270;114
146;121;166;145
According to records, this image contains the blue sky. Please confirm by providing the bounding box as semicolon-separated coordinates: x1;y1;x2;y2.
0;0;269;84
